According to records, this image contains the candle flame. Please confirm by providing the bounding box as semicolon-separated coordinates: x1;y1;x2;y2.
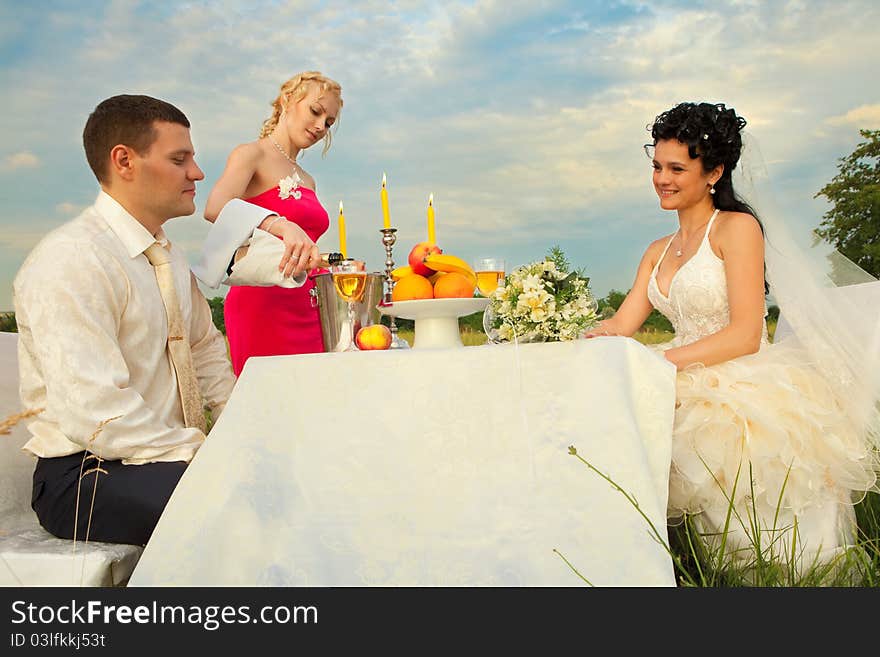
429;193;434;206
339;200;344;213
382;172;387;187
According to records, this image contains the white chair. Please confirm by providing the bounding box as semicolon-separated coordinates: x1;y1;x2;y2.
0;332;142;586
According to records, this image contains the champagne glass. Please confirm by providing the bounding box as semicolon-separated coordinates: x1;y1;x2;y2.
330;259;367;352
474;257;506;297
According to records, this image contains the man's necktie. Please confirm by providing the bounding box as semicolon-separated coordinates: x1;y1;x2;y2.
144;242;207;434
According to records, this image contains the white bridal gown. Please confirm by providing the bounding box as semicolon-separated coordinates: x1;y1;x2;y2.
646;210;876;566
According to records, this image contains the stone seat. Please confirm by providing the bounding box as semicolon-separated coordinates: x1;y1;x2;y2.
0;331;142;586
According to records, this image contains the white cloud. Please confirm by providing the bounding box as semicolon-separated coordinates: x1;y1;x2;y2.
1;0;879;309
826;104;880;129
2;151;39;171
55;202;85;215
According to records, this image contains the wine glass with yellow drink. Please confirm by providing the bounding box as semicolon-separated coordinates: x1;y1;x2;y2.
473;258;506;297
330;259;367;351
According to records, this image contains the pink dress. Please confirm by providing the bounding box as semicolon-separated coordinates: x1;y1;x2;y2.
224;185;330;376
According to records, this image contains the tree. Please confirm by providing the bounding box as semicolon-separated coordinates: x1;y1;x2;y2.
596;288;673;333
207;297;226;335
814;129;880;278
0;312;16;332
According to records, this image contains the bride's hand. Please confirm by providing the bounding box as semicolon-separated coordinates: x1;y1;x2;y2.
583;320;617;339
275;219;321;278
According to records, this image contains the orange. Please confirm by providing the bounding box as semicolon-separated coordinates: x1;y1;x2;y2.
392;274;434;301
433;272;475;299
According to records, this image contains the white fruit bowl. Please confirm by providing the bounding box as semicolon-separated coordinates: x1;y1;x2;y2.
378;297;489;349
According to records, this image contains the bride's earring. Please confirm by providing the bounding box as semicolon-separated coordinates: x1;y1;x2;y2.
709;183;716;195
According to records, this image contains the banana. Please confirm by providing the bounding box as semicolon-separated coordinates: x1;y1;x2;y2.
391;265;414;281
428;271;447;284
423;254;476;286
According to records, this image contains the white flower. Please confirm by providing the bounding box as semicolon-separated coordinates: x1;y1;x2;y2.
278;172;303;200
520;273;544;294
486;252;598;343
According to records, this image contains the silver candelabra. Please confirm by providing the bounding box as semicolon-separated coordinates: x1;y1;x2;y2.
380;227;410;349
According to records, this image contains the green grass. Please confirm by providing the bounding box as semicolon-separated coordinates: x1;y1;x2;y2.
568;446;880;587
394;328;486;347
632;329;674;345
665;492;880;587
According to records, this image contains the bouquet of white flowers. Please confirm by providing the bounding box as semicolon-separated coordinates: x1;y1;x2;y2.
484;247;598;343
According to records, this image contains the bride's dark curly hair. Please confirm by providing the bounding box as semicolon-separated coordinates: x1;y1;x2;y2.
649;102;767;292
649;102;759;220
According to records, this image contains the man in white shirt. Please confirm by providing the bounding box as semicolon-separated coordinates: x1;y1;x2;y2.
13;95;242;546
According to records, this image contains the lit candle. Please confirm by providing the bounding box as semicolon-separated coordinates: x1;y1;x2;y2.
338;201;347;259
427;193;436;245
381;173;391;229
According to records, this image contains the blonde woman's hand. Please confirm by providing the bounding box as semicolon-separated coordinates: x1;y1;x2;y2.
272;219;321;278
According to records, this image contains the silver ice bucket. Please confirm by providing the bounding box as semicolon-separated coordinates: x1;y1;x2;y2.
310;272;385;352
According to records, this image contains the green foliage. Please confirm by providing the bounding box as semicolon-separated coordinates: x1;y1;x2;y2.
814;129;880;278
458;311;484;332
641;310;673;333
596;288;673;333
546;245;572;274
596;289;626;317
544;246;593;305
547;244;588;280
207;297;226;335
384;315;413;331
0;312;17;333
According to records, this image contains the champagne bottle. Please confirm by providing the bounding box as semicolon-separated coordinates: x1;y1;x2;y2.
320;252;344;267
228;249;345;274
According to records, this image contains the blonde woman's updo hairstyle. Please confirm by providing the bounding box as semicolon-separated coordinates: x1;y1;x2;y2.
259;71;343;156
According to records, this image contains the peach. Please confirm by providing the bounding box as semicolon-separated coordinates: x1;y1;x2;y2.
392;274;434;301
408;241;442;277
356;324;393;350
433;271;475;299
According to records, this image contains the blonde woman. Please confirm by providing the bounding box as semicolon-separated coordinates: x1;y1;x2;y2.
205;72;342;375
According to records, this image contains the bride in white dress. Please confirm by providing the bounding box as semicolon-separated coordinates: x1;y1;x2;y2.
589;102;879;569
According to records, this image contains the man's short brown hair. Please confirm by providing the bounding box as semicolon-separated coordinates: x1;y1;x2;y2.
83;95;190;183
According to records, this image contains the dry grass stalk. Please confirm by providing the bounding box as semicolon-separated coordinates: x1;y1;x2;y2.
72;415;121;550
0;407;44;435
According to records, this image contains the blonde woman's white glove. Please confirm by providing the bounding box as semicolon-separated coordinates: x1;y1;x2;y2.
224;229;307;288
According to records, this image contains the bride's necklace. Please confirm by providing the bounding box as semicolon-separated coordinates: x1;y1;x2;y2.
674;210;717;257
268;135;300;169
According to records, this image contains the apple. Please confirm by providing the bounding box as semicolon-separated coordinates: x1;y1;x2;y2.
408;241;442;277
356;324;393;350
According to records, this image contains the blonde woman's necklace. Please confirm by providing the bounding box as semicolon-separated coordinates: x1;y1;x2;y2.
269;135;299;169
269;135;303;201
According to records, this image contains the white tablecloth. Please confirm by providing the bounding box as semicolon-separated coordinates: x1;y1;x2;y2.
129;338;678;586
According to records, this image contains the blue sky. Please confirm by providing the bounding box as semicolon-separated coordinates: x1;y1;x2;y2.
1;0;878;311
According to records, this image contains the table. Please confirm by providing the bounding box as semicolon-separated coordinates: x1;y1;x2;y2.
129;337;678;586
